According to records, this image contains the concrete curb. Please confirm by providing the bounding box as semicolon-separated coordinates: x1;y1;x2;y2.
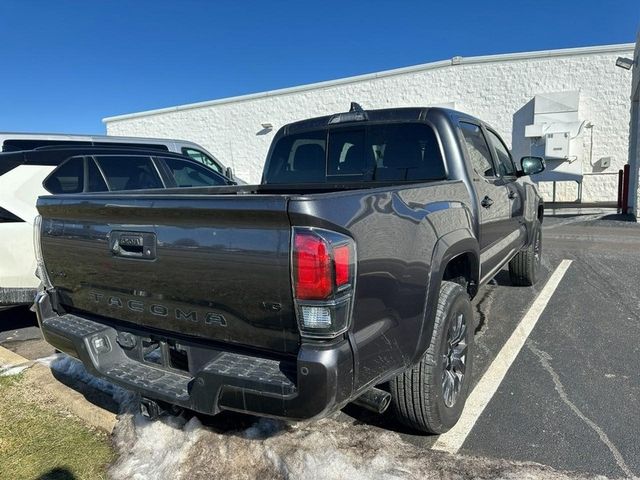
0;345;117;434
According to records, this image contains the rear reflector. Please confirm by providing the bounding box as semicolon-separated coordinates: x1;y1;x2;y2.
333;244;351;287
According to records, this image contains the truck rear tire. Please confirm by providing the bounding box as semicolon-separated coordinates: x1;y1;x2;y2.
389;281;473;434
509;221;542;286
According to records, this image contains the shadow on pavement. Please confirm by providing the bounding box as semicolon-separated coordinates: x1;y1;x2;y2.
0;306;38;333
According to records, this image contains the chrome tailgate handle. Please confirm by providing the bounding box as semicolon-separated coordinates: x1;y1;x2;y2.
110;231;156;260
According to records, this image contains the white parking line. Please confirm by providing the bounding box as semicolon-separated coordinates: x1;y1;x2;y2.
432;259;573;454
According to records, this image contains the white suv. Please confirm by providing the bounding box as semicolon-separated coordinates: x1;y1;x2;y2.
0;146;232;310
0;132;235;180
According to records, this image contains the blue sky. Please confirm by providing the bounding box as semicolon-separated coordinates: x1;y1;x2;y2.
0;0;638;134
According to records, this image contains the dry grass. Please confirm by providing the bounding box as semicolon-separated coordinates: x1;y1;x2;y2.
0;374;115;480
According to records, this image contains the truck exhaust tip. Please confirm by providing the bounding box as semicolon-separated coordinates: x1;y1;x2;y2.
352;387;392;415
140;397;184;420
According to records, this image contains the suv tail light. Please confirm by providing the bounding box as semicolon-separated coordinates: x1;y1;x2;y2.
33;215;53;289
292;227;356;339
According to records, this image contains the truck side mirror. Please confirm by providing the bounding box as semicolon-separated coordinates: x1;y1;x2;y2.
519;156;545;176
225;166;235;180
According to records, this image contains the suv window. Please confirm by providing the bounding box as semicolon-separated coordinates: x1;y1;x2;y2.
44;157;84;194
181;148;222;173
264;123;445;184
459;122;496;178
94;155;163;191
486;130;516;177
163;157;227;187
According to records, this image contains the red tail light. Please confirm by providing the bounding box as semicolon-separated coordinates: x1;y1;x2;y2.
294;232;332;300
292;227;356;338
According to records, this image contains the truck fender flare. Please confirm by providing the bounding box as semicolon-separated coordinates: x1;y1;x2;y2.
412;229;480;365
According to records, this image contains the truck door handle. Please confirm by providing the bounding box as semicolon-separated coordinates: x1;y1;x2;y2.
508;190;518;200
481;196;494;208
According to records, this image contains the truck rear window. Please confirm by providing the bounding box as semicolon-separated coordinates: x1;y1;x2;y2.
264;123;445;184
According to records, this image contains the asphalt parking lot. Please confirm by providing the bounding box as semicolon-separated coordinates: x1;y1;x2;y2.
1;210;639;478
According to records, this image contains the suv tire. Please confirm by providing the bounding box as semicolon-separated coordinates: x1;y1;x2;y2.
389;281;473;434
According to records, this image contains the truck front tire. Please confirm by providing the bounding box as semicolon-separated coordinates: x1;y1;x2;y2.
509;220;542;286
389;281;473;434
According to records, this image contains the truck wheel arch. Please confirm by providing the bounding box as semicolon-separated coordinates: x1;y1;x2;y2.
412;230;480;365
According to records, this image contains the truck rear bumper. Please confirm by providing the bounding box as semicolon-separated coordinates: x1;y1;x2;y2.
35;291;354;420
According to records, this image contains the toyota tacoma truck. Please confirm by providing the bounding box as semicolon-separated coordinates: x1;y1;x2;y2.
33;105;545;433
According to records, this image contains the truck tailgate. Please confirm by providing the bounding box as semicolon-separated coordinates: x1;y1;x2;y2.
37;194;299;354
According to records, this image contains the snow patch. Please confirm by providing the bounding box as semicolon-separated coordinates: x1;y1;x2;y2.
30;354;584;479
110;414;203;480
0;363;30;376
109;414;583;480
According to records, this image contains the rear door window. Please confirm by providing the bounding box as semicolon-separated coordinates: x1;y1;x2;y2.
486;129;516;177
162;157;227;187
459;122;496;178
44;157;85;193
93;155;163;191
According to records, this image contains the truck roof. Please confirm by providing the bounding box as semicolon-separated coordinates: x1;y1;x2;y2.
282;106;483;135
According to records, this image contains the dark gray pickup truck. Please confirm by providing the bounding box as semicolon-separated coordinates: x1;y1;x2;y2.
34;105;545;433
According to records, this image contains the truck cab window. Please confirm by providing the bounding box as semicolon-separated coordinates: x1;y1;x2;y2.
44;157;84;194
370;123;445;181
265;131;327;183
486;130;516;177
182;148;222;173
459;122;496;178
328;129;367;176
264;123;445;184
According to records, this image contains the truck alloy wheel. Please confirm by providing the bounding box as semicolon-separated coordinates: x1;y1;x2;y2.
442;312;467;408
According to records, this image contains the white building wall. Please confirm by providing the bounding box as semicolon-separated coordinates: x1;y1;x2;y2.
105;45;634;203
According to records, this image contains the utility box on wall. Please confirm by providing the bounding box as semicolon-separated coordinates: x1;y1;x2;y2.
544;132;570;158
524;91;587;191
